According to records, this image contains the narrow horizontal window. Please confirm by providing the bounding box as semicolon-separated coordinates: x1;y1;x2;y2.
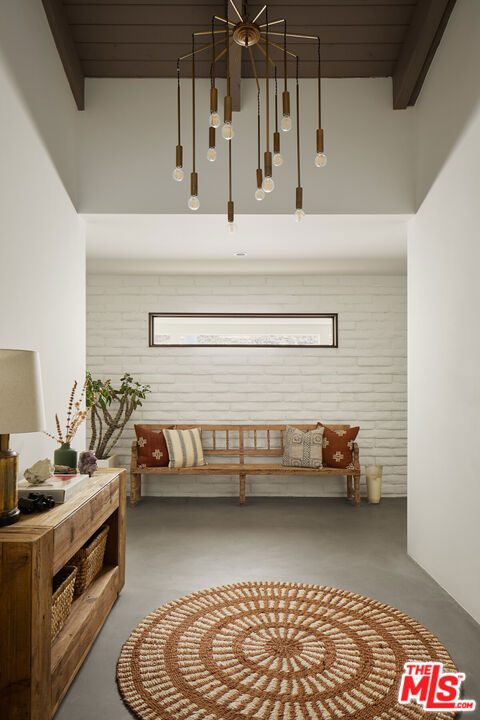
149;313;338;348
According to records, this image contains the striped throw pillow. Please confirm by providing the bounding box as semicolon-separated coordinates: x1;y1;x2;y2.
163;428;206;468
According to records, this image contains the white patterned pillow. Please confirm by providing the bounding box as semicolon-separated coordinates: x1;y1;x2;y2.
282;425;324;468
163;428;206;468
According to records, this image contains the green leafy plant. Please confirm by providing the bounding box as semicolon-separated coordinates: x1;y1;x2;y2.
86;372;151;460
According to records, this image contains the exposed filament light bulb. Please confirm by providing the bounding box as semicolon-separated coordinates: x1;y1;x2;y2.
172;166;184;182
207;147;217;162
262;176;275;193
281;115;292;132
314;152;327;168
255;188;265;201
209;111;221;128
221;122;234;140
227;221;237;233
273;153;283;167
295;208;305;223
188;195;200;211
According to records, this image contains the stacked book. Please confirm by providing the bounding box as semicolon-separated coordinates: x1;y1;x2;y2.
18;474;90;504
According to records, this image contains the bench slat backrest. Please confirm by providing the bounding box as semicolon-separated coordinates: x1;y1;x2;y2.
140;424;350;458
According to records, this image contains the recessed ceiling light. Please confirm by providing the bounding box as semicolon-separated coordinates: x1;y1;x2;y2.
233;250;247;257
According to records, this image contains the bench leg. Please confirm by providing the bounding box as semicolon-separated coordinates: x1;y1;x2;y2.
347;476;353;501
130;472;141;507
354;474;361;506
239;474;246;506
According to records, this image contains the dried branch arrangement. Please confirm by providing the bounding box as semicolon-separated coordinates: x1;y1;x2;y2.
45;378;110;445
87;372;150;460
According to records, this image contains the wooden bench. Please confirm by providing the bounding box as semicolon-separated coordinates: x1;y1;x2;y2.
130;424;361;507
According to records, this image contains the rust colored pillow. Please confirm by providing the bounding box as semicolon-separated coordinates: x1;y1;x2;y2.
134;425;172;468
317;423;359;470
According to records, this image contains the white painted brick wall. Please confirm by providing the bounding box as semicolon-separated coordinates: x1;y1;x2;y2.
86;274;407;497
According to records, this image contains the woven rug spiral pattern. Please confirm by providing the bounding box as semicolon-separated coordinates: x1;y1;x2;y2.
117;581;456;720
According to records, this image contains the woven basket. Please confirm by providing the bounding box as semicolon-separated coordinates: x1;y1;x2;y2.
51;565;78;641
71;524;109;597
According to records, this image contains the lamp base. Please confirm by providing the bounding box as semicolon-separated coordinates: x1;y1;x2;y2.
0;434;20;526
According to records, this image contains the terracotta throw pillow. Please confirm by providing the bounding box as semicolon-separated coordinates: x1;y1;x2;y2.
317;423;359;470
282;425;324;469
134;425;172;469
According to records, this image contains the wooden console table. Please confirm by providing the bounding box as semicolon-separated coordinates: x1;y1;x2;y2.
0;469;126;720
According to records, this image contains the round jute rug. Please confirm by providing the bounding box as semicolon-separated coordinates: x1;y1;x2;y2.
117;581;456;720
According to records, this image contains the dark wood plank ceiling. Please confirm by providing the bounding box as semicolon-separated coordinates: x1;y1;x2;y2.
43;0;457;110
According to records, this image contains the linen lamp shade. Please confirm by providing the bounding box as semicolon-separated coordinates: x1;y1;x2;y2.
0;349;45;434
0;349;46;526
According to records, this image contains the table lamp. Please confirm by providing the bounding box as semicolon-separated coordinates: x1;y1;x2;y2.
0;350;45;526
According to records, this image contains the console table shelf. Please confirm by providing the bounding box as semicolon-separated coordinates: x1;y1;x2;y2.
0;469;126;720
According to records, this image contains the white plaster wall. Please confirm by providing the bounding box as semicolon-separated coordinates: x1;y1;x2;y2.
414;0;480;208
408;0;480;623
0;5;85;472
87;274;406;498
0;0;79;203
78;77;414;215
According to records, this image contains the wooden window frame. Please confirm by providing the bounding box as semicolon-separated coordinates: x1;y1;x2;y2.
149;312;338;348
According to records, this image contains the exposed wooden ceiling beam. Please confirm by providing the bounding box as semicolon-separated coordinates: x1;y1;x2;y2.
41;0;85;110
393;0;457;109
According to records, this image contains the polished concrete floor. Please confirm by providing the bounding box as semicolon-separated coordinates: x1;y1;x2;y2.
56;498;480;719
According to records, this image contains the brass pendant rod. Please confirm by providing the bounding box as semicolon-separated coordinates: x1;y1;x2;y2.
274;66;278;134
194;29;228;36
229;0;243;22
212;16;216;86
225;0;230;97
228;140;232;202
192;33;196;174
284;23;287;93
252;5;267;24
263;37;297;59
296;56;300;188
263;31;318;40
214;41;234;65
248;45;260;92
257;89;261;169
176;59;181;146
256;41;276;69
317;36;322;128
265;5;269;154
178;37;224;62
259;18;285;28
215;15;235;26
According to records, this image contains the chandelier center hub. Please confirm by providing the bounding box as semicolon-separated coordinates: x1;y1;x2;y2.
233;22;261;47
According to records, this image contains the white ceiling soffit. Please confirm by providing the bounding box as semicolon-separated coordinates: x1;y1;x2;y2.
84;213;409;275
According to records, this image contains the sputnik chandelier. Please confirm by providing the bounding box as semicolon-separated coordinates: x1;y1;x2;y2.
172;1;327;230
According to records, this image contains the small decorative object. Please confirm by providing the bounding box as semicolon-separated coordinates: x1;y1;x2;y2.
366;464;383;503
18;492;55;513
24;458;54;485
46;377;110;473
0;349;46;526
78;450;98;477
87;372;150;462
